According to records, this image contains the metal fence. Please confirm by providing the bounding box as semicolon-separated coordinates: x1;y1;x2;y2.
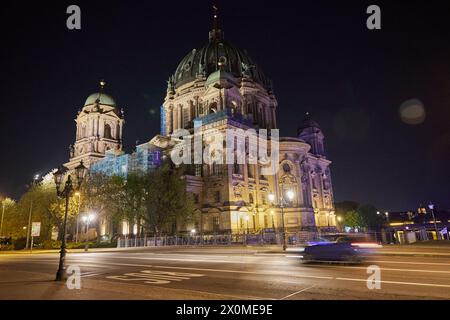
116;231;323;248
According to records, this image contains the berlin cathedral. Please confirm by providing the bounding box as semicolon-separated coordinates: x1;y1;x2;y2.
64;9;336;237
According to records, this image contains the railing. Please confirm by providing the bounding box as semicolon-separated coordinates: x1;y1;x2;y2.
117;231;321;248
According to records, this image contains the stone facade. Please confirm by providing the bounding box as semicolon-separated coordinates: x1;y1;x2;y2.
65;84;125;170
158;22;336;234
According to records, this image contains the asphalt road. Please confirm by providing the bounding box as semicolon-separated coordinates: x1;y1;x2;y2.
0;246;450;300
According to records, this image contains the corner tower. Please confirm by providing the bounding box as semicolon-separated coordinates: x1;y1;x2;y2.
298;113;326;158
65;81;125;170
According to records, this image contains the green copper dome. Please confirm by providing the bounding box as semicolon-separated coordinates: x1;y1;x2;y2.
84;93;117;107
173;35;271;91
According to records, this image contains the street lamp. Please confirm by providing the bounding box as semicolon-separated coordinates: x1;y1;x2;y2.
0;198;5;238
82;213;96;240
74;192;81;243
53;161;87;281
428;203;439;240
269;190;294;251
245;216;250;234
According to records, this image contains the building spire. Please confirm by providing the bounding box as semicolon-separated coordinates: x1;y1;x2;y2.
96;79;106;105
100;79;106;93
213;3;219;31
209;2;223;42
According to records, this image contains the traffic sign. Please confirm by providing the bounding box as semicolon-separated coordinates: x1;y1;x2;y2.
31;222;41;237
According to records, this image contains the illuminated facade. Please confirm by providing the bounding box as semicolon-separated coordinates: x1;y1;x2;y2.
157;11;336;234
65;82;125;170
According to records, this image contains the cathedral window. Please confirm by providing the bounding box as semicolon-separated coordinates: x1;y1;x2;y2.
195;164;202;177
214;191;221;204
213;216;220;232
193;194;200;204
233;162;240;174
247;163;254;178
249;193;254;204
209;102;218;114
104;124;112;139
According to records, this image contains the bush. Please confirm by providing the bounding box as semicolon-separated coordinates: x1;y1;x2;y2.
13;238;27;250
41;240;62;249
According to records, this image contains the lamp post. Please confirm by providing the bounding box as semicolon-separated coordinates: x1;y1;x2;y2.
269;190;294;251
53;161;87;281
337;216;342;232
82;213;96;244
428;203;439;240
245;216;249;234
25;174;40;250
75;192;81;243
0;199;5;238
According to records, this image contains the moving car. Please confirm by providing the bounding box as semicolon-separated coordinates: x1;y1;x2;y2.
301;236;364;263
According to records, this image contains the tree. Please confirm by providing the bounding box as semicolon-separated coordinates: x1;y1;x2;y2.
81;172;124;241
143;163;195;236
344;210;364;230
357;204;383;229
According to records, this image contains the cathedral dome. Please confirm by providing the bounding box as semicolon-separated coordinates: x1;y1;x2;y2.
84;93;117;107
173;34;270;90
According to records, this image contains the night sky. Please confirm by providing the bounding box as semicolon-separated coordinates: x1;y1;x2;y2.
0;0;449;211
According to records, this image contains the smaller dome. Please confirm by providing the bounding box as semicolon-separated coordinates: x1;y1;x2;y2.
297;113;321;135
84;93;117;107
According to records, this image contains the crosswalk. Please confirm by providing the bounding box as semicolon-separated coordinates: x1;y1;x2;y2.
106;269;205;285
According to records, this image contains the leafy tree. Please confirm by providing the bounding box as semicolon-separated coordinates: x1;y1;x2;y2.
357;204;383;229
80;172;124;241
143;163;195;236
344;210;364;229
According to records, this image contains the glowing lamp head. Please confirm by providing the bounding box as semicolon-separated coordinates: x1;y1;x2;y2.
268;193;275;203
428;203;434;210
75;161;88;184
286;190;295;201
53;166;67;189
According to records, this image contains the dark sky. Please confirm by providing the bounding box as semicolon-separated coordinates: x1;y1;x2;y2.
0;0;449;211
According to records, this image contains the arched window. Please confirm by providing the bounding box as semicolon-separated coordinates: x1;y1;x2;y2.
104;124;112;139
209;102;218;114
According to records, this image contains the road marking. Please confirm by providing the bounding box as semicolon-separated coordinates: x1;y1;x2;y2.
335;277;450;289
106;270;204;285
315;264;450;274
379;251;450;257
280;285;316;300
369;260;450;267
152;265;334;280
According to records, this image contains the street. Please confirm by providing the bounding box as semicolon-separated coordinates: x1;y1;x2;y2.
0;246;450;300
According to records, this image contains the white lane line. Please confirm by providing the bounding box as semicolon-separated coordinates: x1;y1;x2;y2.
151;265;334;280
379;251;450;257
336;277;450;289
108;255;280;265
368;260;450;267
280;285;316;300
315;265;450;274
